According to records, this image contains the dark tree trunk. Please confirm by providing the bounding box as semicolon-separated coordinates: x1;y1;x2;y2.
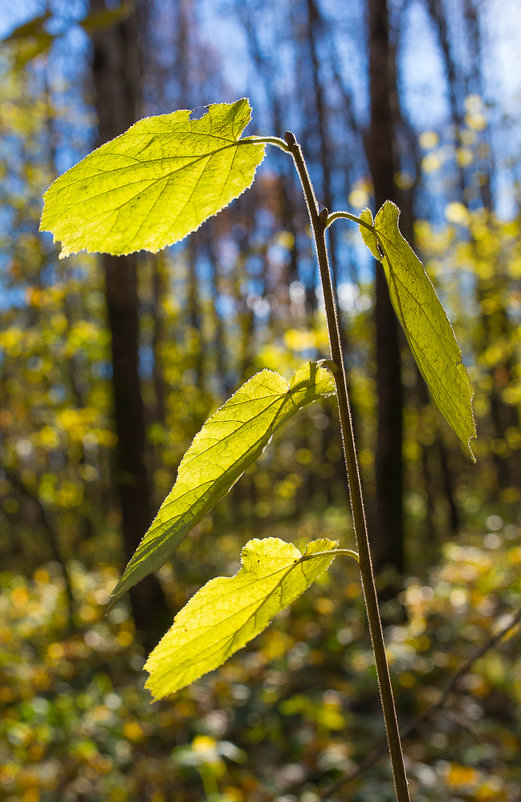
305;0;359;440
89;0;166;641
427;0;520;490
207;235;232;397
151;254;167;426
367;0;404;575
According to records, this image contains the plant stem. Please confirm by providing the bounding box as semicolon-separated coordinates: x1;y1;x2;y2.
241;135;291;152
302;548;360;564
326;210;375;234
284;130;410;802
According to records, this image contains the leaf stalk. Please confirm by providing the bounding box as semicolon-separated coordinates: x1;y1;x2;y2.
301;548;359;564
326;209;375;233
241;135;291;152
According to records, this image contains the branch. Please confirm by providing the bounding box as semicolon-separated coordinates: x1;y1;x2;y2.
3;465;75;619
320;606;521;798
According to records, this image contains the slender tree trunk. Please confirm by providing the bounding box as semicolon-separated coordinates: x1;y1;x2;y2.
463;0;520;488
151;254;167;425
305;0;357;430
207;236;232;397
367;0;404;575
427;0;520;490
90;0;166;640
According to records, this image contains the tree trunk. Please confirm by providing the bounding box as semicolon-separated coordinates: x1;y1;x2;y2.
151;254;167;426
427;0;520;490
90;0;166;641
367;0;404;576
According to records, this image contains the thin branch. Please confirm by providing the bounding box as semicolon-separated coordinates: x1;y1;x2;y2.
321;606;521;798
3;466;75;621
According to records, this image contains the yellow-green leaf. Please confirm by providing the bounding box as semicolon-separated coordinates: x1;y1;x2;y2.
2;12;52;41
78;2;133;33
109;361;336;606
145;537;338;698
40;99;265;256
359;201;475;458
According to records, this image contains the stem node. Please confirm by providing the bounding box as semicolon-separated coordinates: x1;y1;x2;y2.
319;207;329;227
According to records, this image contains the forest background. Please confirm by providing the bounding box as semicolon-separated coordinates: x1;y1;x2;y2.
1;0;521;800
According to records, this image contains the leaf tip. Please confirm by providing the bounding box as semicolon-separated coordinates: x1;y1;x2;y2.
360;207;373;225
465;431;477;463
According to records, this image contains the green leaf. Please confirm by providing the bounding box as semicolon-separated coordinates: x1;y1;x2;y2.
2;12;52;41
40;99;265;257
109;361;336;606
145;537;338;698
359;201;476;458
12;33;55;68
2;10;55;68
78;2;133;33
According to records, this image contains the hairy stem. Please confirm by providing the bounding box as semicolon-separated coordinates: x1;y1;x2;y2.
241;135;291;152
326;209;375;233
283;131;410;802
302;548;360;564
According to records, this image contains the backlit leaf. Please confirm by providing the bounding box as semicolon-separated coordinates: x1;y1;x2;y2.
2;11;52;41
145;537;338;698
78;2;133;32
40;99;265;256
13;33;55;68
360;201;475;458
109;361;336;606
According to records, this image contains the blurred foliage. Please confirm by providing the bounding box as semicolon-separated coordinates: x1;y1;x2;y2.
1;1;521;799
0;514;520;801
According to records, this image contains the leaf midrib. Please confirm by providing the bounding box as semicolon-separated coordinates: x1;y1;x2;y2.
147;554;323;674
45;139;260;201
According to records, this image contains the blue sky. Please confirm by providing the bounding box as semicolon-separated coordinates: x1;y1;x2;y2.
2;0;521;222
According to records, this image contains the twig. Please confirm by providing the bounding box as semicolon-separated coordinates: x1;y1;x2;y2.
3;465;75;621
320;606;521;799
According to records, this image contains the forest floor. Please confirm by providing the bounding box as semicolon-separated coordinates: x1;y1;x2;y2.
1;511;520;802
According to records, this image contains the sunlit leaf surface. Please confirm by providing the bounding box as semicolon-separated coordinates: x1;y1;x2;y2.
145;537;338;698
40;99;265;256
359;201;475;458
110;361;336;605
